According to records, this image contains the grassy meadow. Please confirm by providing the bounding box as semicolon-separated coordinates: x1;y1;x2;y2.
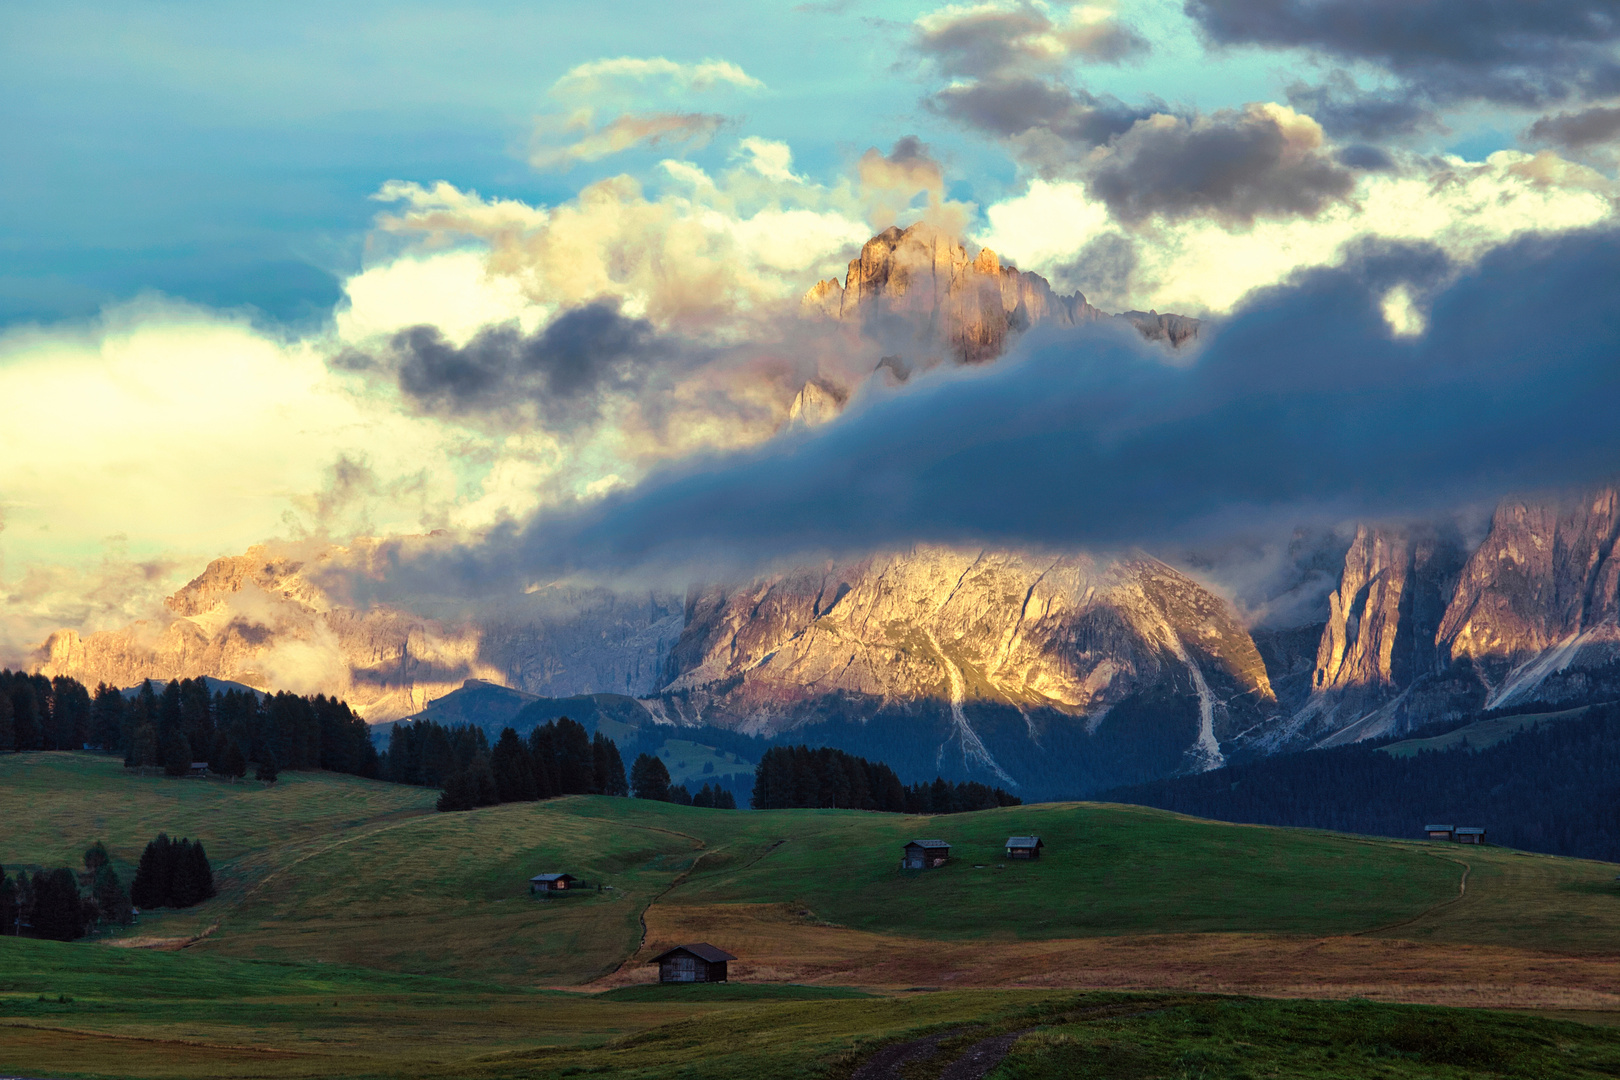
5;751;1620;1077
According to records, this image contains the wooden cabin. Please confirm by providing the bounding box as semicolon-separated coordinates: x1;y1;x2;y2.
1005;836;1044;859
650;943;735;983
529;873;578;894
1454;826;1486;845
901;839;951;869
1425;824;1455;841
187;762;210;778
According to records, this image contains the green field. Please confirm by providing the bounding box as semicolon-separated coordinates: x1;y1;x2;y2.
5;751;1620;1078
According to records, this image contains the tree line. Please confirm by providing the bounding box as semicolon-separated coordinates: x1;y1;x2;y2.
413;718;629;812
1106;702;1620;863
748;745;1021;813
0;670;91;753
0;842;132;941
105;679;378;781
628;753;738;808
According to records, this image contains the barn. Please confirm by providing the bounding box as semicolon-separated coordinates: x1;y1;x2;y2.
1005;836;1044;859
1454;826;1487;845
529;873;578;894
1425;824;1455;841
650;943;736;983
901;839;951;869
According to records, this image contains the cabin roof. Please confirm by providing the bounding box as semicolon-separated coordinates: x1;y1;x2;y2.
1006;836;1043;847
905;839;951;850
1424;824;1455;832
1454;826;1486;835
529;872;577;883
649;942;736;964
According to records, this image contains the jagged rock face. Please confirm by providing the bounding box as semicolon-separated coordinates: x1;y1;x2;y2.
34;544;684;721
1438;488;1620;707
786;379;846;429
657;545;1275;783
803;223;1106;363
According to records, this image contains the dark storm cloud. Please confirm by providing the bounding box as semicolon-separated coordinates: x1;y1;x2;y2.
927;77;1158;149
1187;0;1620;108
912;2;1148;79
1087;106;1357;224
1285;72;1438;141
372;301;676;424
1529;104;1620;150
395;225;1620;590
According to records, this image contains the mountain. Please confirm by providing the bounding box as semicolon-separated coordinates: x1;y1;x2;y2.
35;543;684;722
1266;487;1620;748
801;222;1196;363
649;545;1278;793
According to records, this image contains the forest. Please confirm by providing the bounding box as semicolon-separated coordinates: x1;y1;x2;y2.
1108;702;1620;862
749;744;1022;813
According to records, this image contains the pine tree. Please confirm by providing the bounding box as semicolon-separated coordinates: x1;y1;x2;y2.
468;754;499;807
188;841;215;902
162;728;193;777
91;864;133;926
490;728;538;802
0;867;16;935
437;767;474;811
553;717;595;794
91;683;124;751
255;751;279;784
128;723;159;770
30;868;84;941
630;754;671;801
0;691;13;754
10;684;42;752
131;834;171;908
83;840;110;874
593;733;628;796
222;740;248;781
668;783;692;806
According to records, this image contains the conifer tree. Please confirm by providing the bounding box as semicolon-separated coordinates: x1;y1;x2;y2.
162;729;193;777
437;767;474;811
630;754;671;801
0;867;16;935
490;728;538;802
667;783;692;805
222;740;248;781
0;691;13;754
91;864;133;926
91;683;124;751
593;733;628;796
10;684;42;752
83;840;110;874
130;834;170;908
127;723;159;770
255;751;279;784
29;868;84;941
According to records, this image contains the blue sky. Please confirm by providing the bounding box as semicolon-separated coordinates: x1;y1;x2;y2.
0;0;1520;328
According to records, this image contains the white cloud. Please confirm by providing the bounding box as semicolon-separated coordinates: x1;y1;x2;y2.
980;150;1616;314
551;56;764;98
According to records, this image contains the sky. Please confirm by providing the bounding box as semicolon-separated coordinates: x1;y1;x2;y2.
4;0;1620;660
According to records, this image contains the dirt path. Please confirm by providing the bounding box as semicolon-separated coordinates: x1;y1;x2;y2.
1354;854;1471;937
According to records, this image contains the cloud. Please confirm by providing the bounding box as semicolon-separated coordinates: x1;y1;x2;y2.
367;225;1620;595
927;77;1159;164
979;148;1614;313
1284;71;1440;141
1087;103;1356;225
550;57;764;98
530;111;731;172
1529;103;1620;150
912;1;1148;78
372;301;679;425
1186;0;1620;110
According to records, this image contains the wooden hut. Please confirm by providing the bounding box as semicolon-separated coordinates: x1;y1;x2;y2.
187;762;210;778
649;943;735;983
529;872;578;894
1454;826;1486;845
901;839;951;869
1005;836;1044;859
1424;824;1455;841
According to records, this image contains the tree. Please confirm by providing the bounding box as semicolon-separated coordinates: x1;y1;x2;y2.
593;733;628;796
29;868;85;941
0;691;12;753
468;754;499;807
0;867;16;935
83;840;110;874
91;683;124;751
490;728;538;803
10;683;42;752
553;717;595;794
162;728;193;777
630;753;671;801
91;864;133;926
130;834;171;908
222;740;247;781
667;783;692;806
255;751;279;784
